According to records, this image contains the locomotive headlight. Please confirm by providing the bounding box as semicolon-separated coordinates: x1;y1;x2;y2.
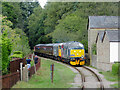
81;55;84;59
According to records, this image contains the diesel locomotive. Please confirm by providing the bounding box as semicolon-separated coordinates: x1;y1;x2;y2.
34;41;86;65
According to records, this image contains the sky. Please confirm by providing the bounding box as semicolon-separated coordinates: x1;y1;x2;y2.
38;0;47;8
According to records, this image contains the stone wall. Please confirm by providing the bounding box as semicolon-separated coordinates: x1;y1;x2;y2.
97;62;113;71
97;32;111;71
88;29;104;64
91;55;97;68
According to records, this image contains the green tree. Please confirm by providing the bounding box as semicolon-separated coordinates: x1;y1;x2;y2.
1;16;12;75
27;2;118;50
1;15;31;75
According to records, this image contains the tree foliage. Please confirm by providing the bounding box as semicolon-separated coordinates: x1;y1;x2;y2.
2;2;39;30
1;15;31;75
27;2;118;51
1;2;38;75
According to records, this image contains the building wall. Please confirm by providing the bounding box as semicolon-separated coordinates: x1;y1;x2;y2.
88;29;118;70
91;55;97;68
88;29;104;64
97;34;113;71
110;42;120;62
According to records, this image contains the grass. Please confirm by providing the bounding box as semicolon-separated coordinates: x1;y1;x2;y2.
0;35;2;44
99;70;120;88
99;71;119;82
110;83;120;88
12;57;76;88
88;65;97;69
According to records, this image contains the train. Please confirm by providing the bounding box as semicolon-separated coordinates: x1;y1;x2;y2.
34;41;86;65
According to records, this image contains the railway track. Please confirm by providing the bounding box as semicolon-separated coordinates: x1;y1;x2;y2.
38;56;104;89
59;61;104;89
73;66;104;89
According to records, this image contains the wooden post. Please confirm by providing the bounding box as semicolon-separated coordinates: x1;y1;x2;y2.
25;65;28;82
32;52;34;61
34;63;36;73
22;65;28;82
20;63;23;81
50;64;54;83
33;54;36;73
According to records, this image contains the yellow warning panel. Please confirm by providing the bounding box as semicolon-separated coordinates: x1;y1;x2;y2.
80;61;85;65
70;61;76;65
70;49;84;57
58;49;61;57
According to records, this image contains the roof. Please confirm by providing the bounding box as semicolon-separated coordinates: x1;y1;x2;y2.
89;16;120;29
97;30;120;42
64;41;84;48
107;30;120;42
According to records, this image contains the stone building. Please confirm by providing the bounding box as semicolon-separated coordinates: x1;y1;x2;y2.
88;16;119;66
96;30;120;71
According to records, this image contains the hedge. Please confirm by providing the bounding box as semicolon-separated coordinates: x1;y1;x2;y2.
112;63;120;75
10;51;23;59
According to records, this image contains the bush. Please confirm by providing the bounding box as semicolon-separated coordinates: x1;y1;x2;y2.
81;40;88;53
10;54;23;59
10;51;23;59
13;51;23;54
112;63;120;75
92;44;97;55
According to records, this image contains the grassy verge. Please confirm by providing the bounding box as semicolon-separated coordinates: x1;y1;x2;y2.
12;57;76;88
110;83;120;88
99;71;118;82
99;71;120;88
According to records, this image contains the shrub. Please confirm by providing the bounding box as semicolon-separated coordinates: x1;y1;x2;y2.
10;51;23;59
112;63;120;75
92;44;97;55
13;51;23;54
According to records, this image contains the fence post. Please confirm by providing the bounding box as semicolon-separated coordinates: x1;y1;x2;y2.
34;63;36;73
20;63;23;81
22;65;28;82
32;53;34;61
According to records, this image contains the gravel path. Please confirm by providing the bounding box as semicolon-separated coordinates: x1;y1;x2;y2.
85;66;117;88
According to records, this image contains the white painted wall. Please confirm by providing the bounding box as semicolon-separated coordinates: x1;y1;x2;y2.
110;42;120;62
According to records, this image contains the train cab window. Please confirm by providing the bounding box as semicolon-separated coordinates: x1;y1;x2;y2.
72;47;84;49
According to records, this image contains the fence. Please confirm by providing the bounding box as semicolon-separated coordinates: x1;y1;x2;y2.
1;56;41;89
29;58;41;78
10;57;26;73
0;71;20;89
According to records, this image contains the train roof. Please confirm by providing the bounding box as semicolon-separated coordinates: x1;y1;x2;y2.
35;43;54;47
64;41;84;48
35;44;45;46
35;41;84;48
